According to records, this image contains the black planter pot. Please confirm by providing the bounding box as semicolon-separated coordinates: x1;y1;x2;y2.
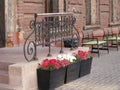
37;67;66;90
63;38;79;48
79;57;93;77
65;61;80;83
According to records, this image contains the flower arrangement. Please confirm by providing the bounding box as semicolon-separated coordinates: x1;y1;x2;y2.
38;58;70;71
73;50;93;60
57;54;77;63
38;50;92;70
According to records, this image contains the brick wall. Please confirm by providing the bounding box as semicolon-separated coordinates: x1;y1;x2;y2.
16;0;113;33
100;0;110;28
67;0;85;32
16;0;44;35
15;0;119;39
66;0;111;31
12;0;44;46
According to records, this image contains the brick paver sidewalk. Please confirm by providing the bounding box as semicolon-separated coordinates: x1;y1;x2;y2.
56;49;120;90
0;47;120;90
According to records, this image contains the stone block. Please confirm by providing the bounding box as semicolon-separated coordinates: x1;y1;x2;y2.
9;61;40;90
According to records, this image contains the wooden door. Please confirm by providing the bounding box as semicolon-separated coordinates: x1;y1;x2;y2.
0;0;5;47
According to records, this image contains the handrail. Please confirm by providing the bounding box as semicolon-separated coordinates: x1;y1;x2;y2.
37;12;73;17
23;12;80;62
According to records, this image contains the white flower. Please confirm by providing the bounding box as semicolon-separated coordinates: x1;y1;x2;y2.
57;54;66;60
66;54;76;63
57;54;76;63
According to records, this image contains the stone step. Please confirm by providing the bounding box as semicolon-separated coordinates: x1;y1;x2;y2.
0;61;13;71
0;70;9;84
0;83;13;90
0;83;22;90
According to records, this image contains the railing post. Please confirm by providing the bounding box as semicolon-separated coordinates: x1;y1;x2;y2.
47;18;52;56
33;13;38;60
60;16;64;53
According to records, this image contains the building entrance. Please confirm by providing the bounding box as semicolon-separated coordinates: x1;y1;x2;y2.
0;0;5;47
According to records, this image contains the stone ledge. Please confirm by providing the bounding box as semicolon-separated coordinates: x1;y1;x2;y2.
9;61;39;90
109;22;120;27
83;25;101;30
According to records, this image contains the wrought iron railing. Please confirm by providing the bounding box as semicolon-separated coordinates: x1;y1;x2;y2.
24;12;80;62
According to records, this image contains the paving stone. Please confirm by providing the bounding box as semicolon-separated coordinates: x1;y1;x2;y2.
1;47;120;90
55;48;120;90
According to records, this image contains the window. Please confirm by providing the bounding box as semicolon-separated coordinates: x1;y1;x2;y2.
110;0;120;23
45;0;66;13
85;0;100;25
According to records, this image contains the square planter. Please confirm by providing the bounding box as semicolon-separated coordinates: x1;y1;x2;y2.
63;38;79;48
79;57;93;77
37;67;66;90
65;61;80;83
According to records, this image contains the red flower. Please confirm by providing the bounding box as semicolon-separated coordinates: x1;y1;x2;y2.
78;50;86;59
61;59;70;67
41;59;49;70
38;58;70;70
43;58;49;63
55;60;61;69
48;59;57;67
73;50;92;60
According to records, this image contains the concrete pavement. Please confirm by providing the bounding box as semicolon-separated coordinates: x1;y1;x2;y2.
0;47;120;90
56;48;120;90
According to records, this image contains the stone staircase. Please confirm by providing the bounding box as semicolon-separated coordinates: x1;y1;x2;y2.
0;61;14;90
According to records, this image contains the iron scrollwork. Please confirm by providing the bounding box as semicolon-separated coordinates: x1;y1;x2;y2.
24;41;36;62
23;20;37;62
23;13;80;62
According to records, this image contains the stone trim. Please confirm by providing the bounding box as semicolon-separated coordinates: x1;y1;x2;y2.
109;22;120;27
83;25;101;30
5;0;16;36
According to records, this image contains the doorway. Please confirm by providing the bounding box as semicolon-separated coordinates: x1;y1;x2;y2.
45;0;59;13
0;0;5;47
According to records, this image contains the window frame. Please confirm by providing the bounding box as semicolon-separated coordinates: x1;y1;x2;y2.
110;0;120;24
85;0;100;26
45;0;66;13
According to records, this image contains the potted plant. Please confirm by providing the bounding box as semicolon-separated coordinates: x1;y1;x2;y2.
57;54;81;83
37;58;70;90
73;50;93;77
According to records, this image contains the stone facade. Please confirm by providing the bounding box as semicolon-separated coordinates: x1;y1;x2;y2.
5;0;45;46
4;0;120;46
